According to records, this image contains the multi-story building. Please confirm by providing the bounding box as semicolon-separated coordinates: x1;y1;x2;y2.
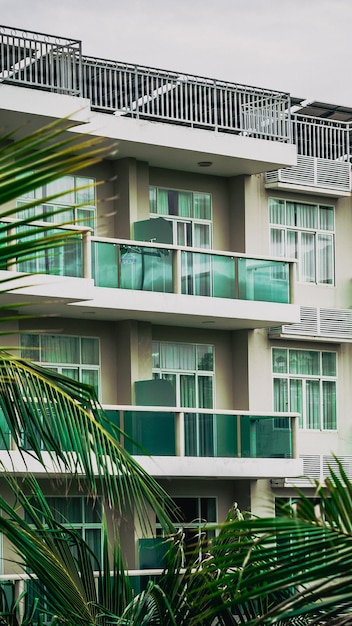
0;25;352;581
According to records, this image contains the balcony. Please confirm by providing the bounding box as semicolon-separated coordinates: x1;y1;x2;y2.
265;112;352;195
0;25;296;175
103;406;302;479
0;223;299;329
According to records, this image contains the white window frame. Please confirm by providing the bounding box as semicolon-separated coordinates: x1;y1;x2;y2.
149;186;212;249
269;198;335;286
16;174;97;231
20;334;101;398
156;495;217;563
152;341;215;408
272;347;337;431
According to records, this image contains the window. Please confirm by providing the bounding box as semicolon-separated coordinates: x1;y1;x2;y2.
157;496;217;564
20;334;100;396
149;186;212;248
269;198;334;285
17;175;96;230
272;348;337;430
15;176;96;276
27;496;103;566
152;341;214;456
152;342;214;408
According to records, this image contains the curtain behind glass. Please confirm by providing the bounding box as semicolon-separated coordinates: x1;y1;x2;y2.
306;380;320;429
323;381;336;429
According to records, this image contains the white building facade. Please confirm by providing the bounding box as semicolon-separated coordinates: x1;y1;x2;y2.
1;25;352;576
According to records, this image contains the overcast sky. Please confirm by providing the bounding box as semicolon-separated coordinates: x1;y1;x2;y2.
1;0;351;107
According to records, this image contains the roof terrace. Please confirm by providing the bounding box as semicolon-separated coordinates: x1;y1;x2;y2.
0;24;291;142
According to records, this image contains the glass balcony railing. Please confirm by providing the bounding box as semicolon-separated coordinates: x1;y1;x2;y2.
2;224;293;306
104;407;298;459
1;221;84;278
92;239;292;304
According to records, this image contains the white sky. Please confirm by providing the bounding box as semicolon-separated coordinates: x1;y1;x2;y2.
1;0;351;107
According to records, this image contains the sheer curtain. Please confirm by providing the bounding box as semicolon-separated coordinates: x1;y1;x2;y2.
305;380;320;429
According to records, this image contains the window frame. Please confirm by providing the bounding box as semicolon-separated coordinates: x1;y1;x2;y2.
272;347;337;431
149;186;213;249
16;174;97;232
269;198;335;286
20;334;101;398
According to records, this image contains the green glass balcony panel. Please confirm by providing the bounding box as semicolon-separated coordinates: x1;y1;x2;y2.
184;413;293;458
181;252;235;298
0;406;10;450
92;241;118;288
123;411;176;455
184;413;215;456
16;226;83;277
241;416;293;459
101;409;121;441
120;245;173;293
139;537;171;569
215;413;239;457
238;258;289;303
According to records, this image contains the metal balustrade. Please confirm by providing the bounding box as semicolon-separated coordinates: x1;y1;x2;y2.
265;114;352;191
81;55;290;139
0;24;290;141
0;25;81;94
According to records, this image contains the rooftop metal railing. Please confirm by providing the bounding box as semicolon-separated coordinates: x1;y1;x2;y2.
81;55;290;140
0;25;81;95
0;24;291;141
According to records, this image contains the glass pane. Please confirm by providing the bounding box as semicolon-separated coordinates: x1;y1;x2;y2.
173;497;198;523
198;413;214;456
322;352;336;376
46;176;75;205
62;367;79;380
198;376;213;409
201;497;216;522
161;343;195;370
194;193;211;220
84;498;102;523
41;336;80;364
322;381;336;429
270;228;285;257
273;378;288;411
269;198;285;225
152;342;160;369
81;338;99;365
197;346;214;371
290;379;303;428
47;497;82;523
289;350;319;375
305;380;320;429
92;241;118;288
75;177;95;206
212;254;235;298
180;374;196;407
320;206;334;231
300;232;315;282
176;191;192;217
184;413;198;456
317;233;333;285
272;348;288;373
193;223;211;249
85;528;102;564
238;258;289;303
81;369;99;395
149;187;157;213
20;334;40;360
